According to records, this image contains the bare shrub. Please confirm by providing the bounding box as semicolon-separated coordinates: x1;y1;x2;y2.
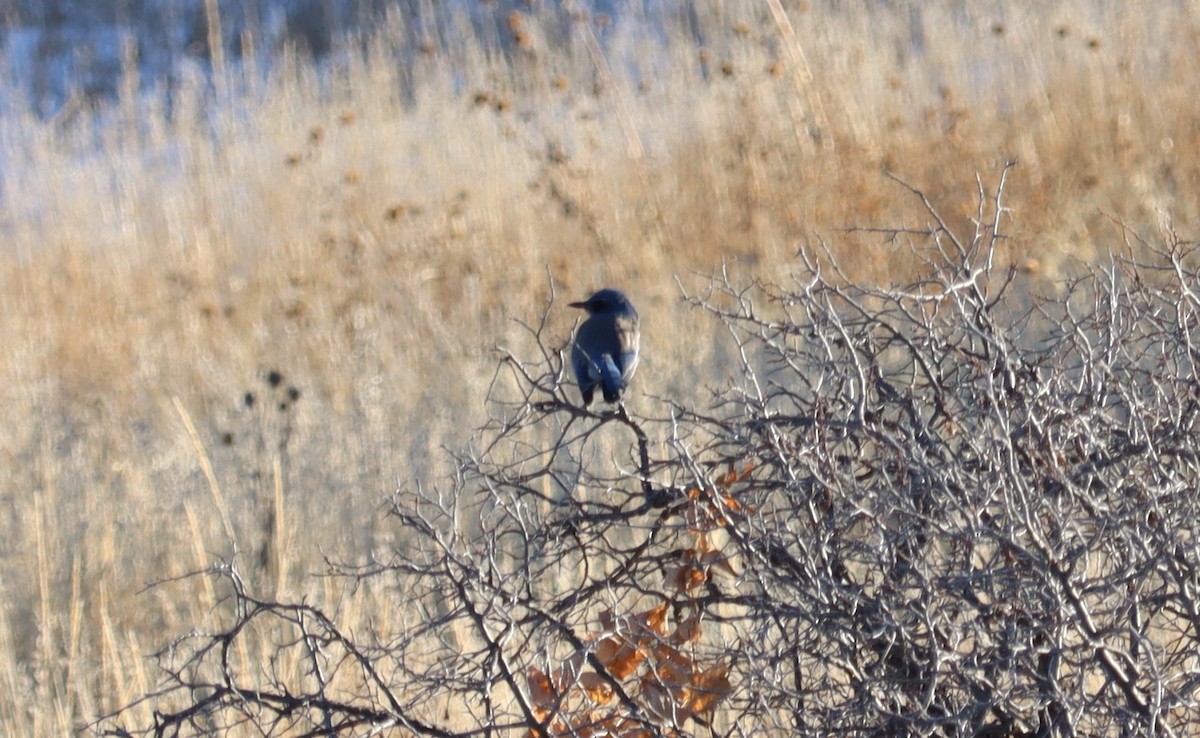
96;168;1200;737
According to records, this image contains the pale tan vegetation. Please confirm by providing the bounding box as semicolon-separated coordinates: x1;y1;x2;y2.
0;1;1198;734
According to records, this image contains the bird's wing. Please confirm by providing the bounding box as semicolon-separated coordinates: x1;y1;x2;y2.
615;313;640;379
599;355;623;402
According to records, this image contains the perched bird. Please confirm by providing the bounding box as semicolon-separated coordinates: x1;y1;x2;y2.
569;288;640;406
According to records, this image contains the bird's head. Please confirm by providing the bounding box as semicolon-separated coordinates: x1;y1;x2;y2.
569;288;634;315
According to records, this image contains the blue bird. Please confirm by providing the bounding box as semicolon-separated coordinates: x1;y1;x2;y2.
569;288;640;406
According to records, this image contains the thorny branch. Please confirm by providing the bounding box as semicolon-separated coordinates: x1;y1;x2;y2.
97;168;1200;737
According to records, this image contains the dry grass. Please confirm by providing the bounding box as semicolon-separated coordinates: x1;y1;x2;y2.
0;1;1198;733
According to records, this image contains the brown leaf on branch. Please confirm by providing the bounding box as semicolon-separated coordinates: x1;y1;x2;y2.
580;671;615;704
527;666;557;710
595;634;644;680
682;665;732;715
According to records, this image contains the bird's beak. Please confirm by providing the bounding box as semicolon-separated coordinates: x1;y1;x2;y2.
568;301;588;309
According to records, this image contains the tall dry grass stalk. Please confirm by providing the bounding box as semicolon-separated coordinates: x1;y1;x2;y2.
0;1;1197;733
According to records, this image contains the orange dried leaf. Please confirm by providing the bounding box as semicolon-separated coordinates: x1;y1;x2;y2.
639;678;690;726
716;463;753;489
713;464;754;515
580;670;615;705
577;714;613;737
613;718;655;738
527;666;557;709
734;462;754;483
682;665;732;715
667;563;707;594
650;643;693;690
717;471;737;488
673;613;703;644
596;635;643;679
701;549;738;578
641;603;670;637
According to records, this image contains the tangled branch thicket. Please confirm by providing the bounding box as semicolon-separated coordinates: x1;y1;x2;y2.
101;171;1200;737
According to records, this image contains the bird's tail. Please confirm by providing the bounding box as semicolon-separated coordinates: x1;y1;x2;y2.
599;354;625;403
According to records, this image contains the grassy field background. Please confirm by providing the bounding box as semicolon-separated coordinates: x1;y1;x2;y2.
1;1;1198;733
